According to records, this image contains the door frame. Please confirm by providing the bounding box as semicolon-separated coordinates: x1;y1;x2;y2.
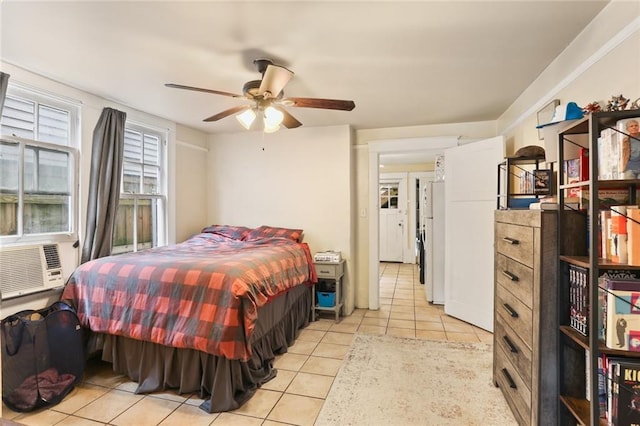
368;136;459;309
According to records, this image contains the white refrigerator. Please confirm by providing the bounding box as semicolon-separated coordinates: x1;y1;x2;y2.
423;180;445;305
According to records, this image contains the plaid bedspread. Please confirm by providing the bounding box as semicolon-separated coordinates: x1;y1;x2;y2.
61;233;316;360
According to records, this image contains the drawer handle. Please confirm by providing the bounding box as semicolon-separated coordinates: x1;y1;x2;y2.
503;303;519;318
501;270;519;282
319;269;332;274
502;237;519;245
501;368;517;389
503;335;519;353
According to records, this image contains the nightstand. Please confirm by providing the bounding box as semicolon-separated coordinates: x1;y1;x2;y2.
312;259;345;322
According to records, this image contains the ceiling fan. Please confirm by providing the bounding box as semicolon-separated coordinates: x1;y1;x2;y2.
165;58;356;132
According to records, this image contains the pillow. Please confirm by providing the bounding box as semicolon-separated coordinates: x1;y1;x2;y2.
244;225;304;242
201;225;252;240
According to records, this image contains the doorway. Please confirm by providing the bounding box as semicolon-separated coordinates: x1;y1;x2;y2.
368;137;459;310
379;178;405;262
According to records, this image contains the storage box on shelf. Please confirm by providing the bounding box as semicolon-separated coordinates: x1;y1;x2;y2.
497;155;553;209
312;259;345;323
556;110;640;425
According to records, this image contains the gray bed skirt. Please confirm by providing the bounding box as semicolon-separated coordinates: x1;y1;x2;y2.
87;283;313;413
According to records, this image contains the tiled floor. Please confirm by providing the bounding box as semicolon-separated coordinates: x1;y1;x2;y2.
2;263;492;426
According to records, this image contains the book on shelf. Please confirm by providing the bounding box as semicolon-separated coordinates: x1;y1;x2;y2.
611;206;629;264
604;278;640;351
599;127;623;180
602;210;612;260
610;359;640;425
533;169;552;195
567;266;640;340
629;207;640;267
564;148;590;199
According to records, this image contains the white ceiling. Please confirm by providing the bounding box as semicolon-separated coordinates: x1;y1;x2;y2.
1;1;607;145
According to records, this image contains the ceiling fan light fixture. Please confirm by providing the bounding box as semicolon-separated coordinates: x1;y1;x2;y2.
236;108;256;129
263;106;284;127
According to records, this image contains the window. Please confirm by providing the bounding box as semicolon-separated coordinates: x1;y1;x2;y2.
113;123;166;254
379;183;399;209
0;87;78;240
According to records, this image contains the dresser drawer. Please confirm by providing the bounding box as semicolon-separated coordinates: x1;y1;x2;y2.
495;222;534;268
495;253;533;308
315;262;344;279
494;319;532;386
496;284;533;350
495;345;531;426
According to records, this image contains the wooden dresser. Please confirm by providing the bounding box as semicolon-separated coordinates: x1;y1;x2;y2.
493;210;557;426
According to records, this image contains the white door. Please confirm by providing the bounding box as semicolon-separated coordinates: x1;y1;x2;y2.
379;180;405;262
444;136;505;331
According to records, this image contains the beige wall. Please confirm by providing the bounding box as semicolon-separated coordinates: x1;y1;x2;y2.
207;125;356;313
175;124;209;242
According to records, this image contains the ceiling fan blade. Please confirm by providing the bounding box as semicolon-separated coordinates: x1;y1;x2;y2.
165;83;243;98
284;97;355;111
274;106;302;129
258;64;294;98
203;105;251;122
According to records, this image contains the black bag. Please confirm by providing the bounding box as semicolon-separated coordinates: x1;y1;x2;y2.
1;301;85;412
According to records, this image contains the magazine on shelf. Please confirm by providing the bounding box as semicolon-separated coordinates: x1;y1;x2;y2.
618;116;640;180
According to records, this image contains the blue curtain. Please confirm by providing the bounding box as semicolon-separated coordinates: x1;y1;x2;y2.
81;107;127;263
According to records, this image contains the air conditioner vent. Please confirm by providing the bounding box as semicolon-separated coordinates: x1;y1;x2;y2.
43;244;61;269
0;244;64;300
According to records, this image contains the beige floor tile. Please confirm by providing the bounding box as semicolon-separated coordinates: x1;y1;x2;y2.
393;290;414;300
360;317;389;327
287;339;318;355
312;342;350;359
211;412;263;425
285;372;334;398
415;311;445;322
386;327;416;338
267;393;324;426
262;421;291;426
51;383;110;414
416;330;447;340
416;320;445;331
74;389;143;423
364;310;389;319
272;353;309;372
349;309;367;318
299;356;344;376
387;319;415;329
113;381;138;393
477;332;494;344
443;321;476;333
55;416;107;426
389;311;415;321
389;305;414;314
328;322;359;334
261;369;297;392
321;331;354;346
231;389;281;418
297;329;326;343
13;409;69;426
305;320;332;331
391;298;414;307
111;396;181;426
158;403;219;425
358;324;386;335
338;315;362;325
446;332;481;343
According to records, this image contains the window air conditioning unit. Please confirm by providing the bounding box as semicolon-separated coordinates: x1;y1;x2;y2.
0;244;64;300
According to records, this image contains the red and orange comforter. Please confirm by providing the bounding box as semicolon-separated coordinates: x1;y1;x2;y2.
61;233;316;360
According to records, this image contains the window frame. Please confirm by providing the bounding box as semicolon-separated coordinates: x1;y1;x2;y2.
0;84;80;245
113;121;167;253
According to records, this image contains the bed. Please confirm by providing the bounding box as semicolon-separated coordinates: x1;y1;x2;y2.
61;225;317;413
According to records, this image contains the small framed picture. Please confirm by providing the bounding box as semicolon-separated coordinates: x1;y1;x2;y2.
533;169;552;195
537;99;560;140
